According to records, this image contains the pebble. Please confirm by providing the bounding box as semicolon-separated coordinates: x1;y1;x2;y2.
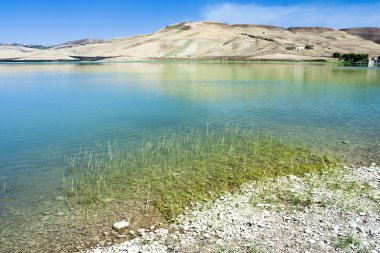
41;216;50;221
257;222;265;228
27;241;37;247
304;228;312;234
55;196;64;202
118;245;128;251
349;222;358;228
112;221;130;231
56;211;65;216
138;229;146;237
126;245;139;253
203;233;210;238
102;198;113;203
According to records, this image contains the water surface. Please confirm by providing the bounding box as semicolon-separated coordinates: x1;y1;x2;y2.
0;62;379;249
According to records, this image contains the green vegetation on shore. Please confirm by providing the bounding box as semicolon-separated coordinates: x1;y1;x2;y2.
333;52;369;63
64;125;337;219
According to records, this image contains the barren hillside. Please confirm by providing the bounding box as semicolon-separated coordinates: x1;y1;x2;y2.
1;22;379;62
340;27;380;44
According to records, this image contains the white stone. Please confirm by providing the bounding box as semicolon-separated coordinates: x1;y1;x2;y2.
289;175;301;181
127;245;140;253
55;196;64;201
305;228;312;234
112;220;130;231
349;222;357;229
118;245;128;251
203;233;210;238
257;222;265;228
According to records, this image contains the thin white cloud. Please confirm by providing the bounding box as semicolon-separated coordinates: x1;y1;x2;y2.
202;2;380;28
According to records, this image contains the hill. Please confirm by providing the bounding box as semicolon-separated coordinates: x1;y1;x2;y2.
340;27;380;44
1;22;379;62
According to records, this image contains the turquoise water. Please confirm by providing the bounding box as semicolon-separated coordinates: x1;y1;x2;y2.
0;62;379;220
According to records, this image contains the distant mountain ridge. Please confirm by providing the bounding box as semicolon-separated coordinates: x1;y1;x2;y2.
0;43;48;49
0;39;104;49
340;28;380;44
0;22;379;62
287;27;336;33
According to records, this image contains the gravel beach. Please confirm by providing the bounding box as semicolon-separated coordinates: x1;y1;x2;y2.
86;164;380;253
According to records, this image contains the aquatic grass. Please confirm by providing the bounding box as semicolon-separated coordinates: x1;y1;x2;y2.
64;125;336;219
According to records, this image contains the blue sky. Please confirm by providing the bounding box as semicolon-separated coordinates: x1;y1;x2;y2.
0;0;379;45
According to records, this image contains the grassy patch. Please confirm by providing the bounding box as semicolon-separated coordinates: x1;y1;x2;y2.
251;178;315;210
336;233;371;252
337;233;361;249
64;125;336;219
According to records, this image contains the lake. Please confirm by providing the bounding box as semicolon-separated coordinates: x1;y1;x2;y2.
0;62;379;251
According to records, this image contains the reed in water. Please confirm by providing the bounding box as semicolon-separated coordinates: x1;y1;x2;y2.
64;124;336;219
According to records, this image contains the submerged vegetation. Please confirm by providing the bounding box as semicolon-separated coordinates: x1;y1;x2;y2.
64;125;336;219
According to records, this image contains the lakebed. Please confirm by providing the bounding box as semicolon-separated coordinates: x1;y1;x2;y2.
0;62;379;252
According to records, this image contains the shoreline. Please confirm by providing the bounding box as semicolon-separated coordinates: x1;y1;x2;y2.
1;59;376;69
86;164;380;253
0;58;331;64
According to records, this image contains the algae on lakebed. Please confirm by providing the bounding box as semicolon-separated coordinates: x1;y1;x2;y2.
64;125;337;219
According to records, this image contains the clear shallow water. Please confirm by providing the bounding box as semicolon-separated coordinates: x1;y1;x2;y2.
0;62;380;219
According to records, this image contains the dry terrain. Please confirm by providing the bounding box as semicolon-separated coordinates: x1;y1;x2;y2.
86;165;380;253
1;22;379;62
341;28;380;44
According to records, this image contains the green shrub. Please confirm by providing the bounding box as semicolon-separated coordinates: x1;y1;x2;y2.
333;52;341;59
341;53;369;62
305;45;313;50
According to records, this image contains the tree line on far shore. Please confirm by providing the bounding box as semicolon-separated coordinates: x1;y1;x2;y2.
332;52;377;63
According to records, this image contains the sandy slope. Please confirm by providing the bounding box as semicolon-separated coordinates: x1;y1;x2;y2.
1;22;380;62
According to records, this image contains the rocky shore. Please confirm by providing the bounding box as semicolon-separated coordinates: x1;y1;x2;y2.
86;164;380;253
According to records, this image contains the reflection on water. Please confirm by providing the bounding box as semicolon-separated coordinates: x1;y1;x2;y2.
0;62;379;222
